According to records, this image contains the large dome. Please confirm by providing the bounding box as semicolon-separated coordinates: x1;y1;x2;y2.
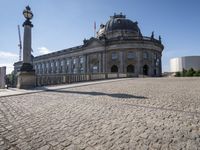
105;13;140;33
97;13;142;39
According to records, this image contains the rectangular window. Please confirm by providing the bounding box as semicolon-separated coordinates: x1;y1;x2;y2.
80;67;84;73
127;51;135;59
143;52;148;59
112;52;118;60
67;59;70;65
73;68;77;74
61;60;64;66
56;61;59;67
92;66;98;73
80;57;84;64
73;58;76;64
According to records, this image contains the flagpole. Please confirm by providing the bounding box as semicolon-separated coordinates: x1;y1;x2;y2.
94;21;96;37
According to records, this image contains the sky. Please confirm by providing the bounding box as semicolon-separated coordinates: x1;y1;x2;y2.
0;0;200;74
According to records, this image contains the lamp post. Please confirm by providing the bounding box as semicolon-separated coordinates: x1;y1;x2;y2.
17;6;36;89
20;6;34;71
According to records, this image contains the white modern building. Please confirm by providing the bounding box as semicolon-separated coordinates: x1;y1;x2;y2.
170;56;200;72
0;66;6;89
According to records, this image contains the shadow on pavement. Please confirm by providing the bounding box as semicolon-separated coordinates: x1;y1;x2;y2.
47;89;147;99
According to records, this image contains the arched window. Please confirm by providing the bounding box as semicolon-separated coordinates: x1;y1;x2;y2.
127;64;135;73
111;65;118;73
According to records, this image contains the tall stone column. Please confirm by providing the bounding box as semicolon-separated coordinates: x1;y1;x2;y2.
50;61;53;74
86;55;90;73
17;6;36;89
102;52;106;73
69;59;72;74
137;51;142;75
98;53;102;73
53;60;56;73
119;51;124;73
57;60;61;74
23;26;32;63
62;59;66;73
158;56;162;76
82;55;86;73
76;57;80;74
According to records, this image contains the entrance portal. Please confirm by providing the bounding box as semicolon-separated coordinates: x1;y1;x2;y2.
143;65;148;75
127;64;134;73
111;65;118;73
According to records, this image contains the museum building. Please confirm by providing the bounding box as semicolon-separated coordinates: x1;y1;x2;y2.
14;13;164;78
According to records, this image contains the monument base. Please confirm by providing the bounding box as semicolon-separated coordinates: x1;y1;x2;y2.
17;71;36;89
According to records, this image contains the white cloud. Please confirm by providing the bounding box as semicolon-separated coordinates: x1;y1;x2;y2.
0;51;18;58
38;47;51;55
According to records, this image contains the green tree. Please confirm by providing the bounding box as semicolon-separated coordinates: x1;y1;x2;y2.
5;71;16;87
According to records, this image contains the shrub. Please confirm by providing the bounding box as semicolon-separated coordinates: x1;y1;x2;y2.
175;72;181;77
186;68;195;76
194;70;200;76
182;68;187;77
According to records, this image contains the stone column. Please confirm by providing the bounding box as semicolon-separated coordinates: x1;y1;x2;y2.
47;61;50;74
86;55;90;73
50;61;53;74
137;51;142;75
119;51;124;73
102;52;106;73
57;60;61;74
23;26;32;64
159;56;162;76
53;60;56;74
98;53;102;73
83;55;86;73
69;59;72;74
17;6;36;89
41;63;44;74
63;59;66;73
76;57;80;74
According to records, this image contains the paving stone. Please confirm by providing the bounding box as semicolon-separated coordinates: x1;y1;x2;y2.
38;144;50;150
0;78;200;149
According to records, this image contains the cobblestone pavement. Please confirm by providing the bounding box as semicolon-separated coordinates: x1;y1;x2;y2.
0;78;200;150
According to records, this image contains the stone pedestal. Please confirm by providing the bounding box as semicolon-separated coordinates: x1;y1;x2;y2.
17;71;36;89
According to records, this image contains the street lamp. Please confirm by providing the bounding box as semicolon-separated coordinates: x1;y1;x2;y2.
17;5;36;89
23;6;33;20
22;6;33;27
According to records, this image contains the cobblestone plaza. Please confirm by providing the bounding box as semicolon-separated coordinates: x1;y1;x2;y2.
0;78;200;150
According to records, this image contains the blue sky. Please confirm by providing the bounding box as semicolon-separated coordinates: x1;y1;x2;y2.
0;0;200;74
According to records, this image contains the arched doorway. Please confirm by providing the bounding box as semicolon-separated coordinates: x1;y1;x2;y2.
127;64;134;73
143;65;148;75
111;65;118;73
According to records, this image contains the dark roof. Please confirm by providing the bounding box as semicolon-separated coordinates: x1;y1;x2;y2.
105;13;140;32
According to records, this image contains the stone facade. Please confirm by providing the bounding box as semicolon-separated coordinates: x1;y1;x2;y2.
0;67;6;88
14;13;164;78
